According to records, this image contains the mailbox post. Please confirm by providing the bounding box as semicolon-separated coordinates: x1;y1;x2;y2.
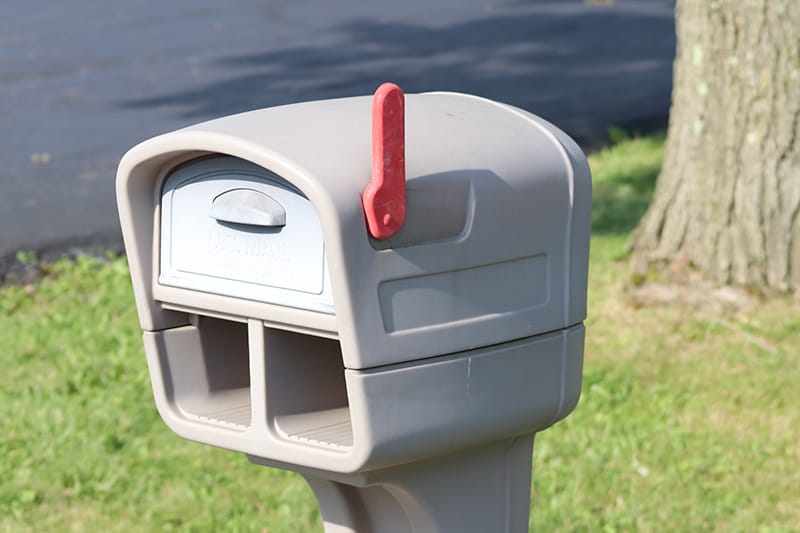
116;84;591;532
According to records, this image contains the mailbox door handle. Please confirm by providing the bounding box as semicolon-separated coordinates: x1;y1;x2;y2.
210;188;286;227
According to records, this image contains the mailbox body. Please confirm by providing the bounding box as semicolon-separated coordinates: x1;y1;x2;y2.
117;92;591;473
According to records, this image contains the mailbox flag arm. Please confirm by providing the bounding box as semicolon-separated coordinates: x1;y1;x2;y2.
362;82;406;240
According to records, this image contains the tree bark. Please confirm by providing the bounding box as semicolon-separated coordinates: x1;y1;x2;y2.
630;0;800;293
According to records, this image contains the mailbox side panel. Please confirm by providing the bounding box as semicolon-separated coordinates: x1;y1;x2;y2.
516;109;592;329
345;324;585;471
336;94;590;368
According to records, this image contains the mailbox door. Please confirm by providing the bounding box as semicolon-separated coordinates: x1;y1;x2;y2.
159;157;334;314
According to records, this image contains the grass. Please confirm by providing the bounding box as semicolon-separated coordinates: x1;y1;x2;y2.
1;133;799;532
589;131;665;236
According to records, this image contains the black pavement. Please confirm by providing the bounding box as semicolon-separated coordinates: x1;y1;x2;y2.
0;0;676;273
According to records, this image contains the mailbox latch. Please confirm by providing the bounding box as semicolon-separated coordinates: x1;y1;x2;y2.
210;188;287;228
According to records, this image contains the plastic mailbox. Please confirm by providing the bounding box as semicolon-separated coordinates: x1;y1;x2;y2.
116;84;591;533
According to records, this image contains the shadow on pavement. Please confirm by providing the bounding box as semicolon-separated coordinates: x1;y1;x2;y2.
120;5;675;148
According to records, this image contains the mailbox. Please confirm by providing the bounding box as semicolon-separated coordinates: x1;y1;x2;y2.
116;84;591;532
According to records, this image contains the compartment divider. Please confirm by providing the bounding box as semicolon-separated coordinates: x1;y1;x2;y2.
247;319;269;434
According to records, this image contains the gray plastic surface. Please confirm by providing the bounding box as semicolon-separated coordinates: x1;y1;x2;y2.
116;90;591;532
160;157;333;314
117;91;592;369
295;435;536;533
143;320;583;473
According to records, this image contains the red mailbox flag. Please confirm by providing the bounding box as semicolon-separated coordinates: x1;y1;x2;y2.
362;82;406;240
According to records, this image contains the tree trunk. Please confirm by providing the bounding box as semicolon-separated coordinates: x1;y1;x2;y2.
630;0;800;293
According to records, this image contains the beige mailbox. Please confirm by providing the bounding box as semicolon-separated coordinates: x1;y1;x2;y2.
116;84;591;532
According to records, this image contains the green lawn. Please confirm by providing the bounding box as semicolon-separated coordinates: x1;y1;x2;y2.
2;134;798;532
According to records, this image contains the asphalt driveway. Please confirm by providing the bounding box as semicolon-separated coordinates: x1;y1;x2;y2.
0;0;676;273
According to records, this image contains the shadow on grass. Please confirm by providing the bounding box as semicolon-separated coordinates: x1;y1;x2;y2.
590;133;665;236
